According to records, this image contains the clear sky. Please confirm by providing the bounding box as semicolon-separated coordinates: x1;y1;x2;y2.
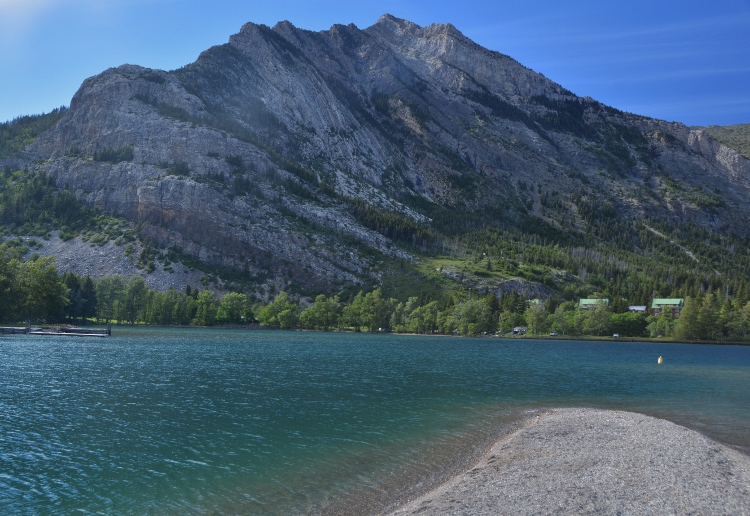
1;0;749;126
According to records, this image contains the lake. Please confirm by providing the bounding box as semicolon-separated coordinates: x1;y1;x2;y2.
2;328;749;514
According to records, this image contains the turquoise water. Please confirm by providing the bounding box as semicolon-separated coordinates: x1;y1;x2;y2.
1;328;749;514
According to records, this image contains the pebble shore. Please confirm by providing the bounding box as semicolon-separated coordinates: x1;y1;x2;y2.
389;408;750;515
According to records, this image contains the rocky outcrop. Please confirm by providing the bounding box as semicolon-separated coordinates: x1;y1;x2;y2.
6;14;750;293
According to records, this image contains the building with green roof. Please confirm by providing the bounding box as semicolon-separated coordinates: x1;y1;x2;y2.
651;298;684;317
578;298;609;310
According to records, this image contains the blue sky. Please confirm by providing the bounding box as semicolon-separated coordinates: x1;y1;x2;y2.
1;0;749;126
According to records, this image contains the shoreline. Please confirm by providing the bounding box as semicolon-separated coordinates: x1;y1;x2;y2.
253;327;750;346
387;408;750;515
21;323;749;346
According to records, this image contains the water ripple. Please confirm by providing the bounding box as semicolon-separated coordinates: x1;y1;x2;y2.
1;330;748;514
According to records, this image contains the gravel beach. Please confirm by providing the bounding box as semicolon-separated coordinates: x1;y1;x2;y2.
389;408;750;515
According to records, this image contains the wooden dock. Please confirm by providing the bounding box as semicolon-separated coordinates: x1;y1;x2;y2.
0;326;37;334
0;324;111;337
26;331;110;338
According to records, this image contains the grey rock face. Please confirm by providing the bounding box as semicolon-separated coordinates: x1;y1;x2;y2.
9;14;750;292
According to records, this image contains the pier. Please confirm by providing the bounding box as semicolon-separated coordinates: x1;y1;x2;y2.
0;323;111;337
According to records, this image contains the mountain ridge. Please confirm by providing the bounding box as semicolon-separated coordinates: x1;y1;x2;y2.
2;14;749;300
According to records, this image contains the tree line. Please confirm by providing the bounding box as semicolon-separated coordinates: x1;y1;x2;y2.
3;246;750;341
0;244;253;326
255;289;750;341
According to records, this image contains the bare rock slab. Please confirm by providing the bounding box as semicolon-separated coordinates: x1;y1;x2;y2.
390;408;750;515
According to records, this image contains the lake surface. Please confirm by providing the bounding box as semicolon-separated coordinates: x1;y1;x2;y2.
2;328;749;514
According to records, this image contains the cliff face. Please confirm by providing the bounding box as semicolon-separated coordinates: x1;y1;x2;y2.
8;14;750;293
701;123;750;161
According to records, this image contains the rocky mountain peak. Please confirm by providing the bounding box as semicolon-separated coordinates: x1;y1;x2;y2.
372;13;462;37
369;14;461;47
3;15;749;297
373;14;416;30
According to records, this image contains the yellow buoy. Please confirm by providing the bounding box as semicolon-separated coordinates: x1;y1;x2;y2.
658;356;663;364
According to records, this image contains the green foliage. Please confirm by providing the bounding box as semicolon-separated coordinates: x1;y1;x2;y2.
299;294;342;331
0;169;101;236
524;304;549;335
193;170;226;188
359;289;398;332
0;108;67;159
341;291;365;331
646;311;675;338
611;312;648;337
672;294;723;341
18;256;68;322
217;292;253;324
547;303;576;335
123;277;148;324
93;145;134;163
515;301;650;337
144;288;196;325
136;244;158;272
701;123;750;160
95;275;127;322
193;290;218;326
256;292;299;328
0;245;68;323
658;175;724;208
444;212;750;318
571;192;617;224
281;159;324;189
392;299;441;334
451;298;495;335
0;168;135;257
582;301;613;336
0;248;748;341
344;197;437;249
340;289;399;332
725;300;750;340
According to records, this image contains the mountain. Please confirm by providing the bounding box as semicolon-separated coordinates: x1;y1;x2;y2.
2;15;749;300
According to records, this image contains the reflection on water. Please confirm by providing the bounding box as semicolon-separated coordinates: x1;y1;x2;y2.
1;329;749;514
